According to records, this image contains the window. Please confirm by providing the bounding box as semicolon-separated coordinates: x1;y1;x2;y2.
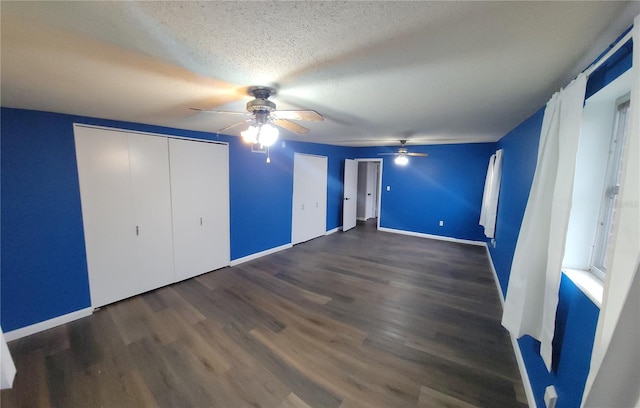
563;68;631;289
590;98;630;279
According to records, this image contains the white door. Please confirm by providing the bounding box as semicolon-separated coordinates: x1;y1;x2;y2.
128;134;174;294
342;159;358;231
75;126;174;307
292;154;328;244
169;138;230;282
76;127;138;307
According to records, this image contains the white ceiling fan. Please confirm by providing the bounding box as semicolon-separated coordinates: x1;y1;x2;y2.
191;86;324;136
378;140;428;165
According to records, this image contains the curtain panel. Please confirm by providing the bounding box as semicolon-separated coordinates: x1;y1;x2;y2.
479;149;503;239
501;73;587;371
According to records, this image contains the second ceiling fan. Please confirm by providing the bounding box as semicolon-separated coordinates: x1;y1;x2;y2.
378;140;428;165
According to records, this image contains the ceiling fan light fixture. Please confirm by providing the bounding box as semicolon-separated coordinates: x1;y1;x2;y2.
258;124;279;147
241;123;279;147
241;125;259;144
395;155;409;166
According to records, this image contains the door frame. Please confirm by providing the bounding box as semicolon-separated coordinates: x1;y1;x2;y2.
354;158;383;230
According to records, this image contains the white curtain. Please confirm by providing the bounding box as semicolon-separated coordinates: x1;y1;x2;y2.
479;149;503;238
501;73;587;371
582;15;640;407
0;326;16;389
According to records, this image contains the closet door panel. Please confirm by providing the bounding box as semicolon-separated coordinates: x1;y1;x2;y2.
169;138;204;280
292;154;311;244
313;156;328;235
75;127;138;307
170;138;229;281
292;154;327;244
199;142;230;272
128;134;174;292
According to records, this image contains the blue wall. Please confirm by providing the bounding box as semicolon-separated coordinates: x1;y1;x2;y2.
1;107;494;333
0;108;355;331
490;109;544;297
487;38;632;408
228;139;356;259
356;143;494;242
1;110;92;331
489;106;601;408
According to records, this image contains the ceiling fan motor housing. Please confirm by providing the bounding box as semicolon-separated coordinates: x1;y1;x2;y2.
246;86;278;115
246;98;276;114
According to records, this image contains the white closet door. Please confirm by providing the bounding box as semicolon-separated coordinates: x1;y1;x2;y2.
170;138;230;282
292;154;327;244
75;127;138;307
128;134;174;293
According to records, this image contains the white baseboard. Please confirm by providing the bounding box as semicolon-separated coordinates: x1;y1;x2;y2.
325;227;341;235
7;243;295;341
4;307;93;342
378;227;485;246
484;245;537;408
510;332;537;408
484;244;505;306
230;243;293;266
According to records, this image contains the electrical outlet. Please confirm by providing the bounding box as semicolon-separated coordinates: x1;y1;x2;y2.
491;238;496;248
439;221;444;227
544;385;558;408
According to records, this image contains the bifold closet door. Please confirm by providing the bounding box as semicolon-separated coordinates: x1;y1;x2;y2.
169;138;230;282
75;127;174;308
127;135;175;292
292;153;328;244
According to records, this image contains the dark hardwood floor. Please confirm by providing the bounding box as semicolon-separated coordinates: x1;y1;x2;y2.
1;220;527;407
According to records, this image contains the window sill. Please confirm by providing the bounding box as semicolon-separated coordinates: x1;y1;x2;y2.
562;268;603;307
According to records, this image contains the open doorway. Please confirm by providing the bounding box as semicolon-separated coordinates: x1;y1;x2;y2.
355;159;382;230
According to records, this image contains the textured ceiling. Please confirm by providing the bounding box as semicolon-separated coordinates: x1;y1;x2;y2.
1;1;636;146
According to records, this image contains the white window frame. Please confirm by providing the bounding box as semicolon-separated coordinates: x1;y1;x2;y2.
590;96;630;280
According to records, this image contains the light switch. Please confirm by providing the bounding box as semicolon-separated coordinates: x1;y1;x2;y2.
439;221;444;227
386;186;390;191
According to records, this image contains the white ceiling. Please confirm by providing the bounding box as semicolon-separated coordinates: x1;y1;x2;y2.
1;1;635;146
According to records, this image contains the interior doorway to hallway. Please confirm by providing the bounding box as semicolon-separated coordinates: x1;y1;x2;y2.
355;159;382;230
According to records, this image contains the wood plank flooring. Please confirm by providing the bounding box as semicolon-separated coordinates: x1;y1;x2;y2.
1;220;527;407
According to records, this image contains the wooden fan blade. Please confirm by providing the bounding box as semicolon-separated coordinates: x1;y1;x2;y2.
407;152;428;157
191;107;250;115
218;119;252;133
272;110;323;122
378;153;399;156
273;119;310;135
